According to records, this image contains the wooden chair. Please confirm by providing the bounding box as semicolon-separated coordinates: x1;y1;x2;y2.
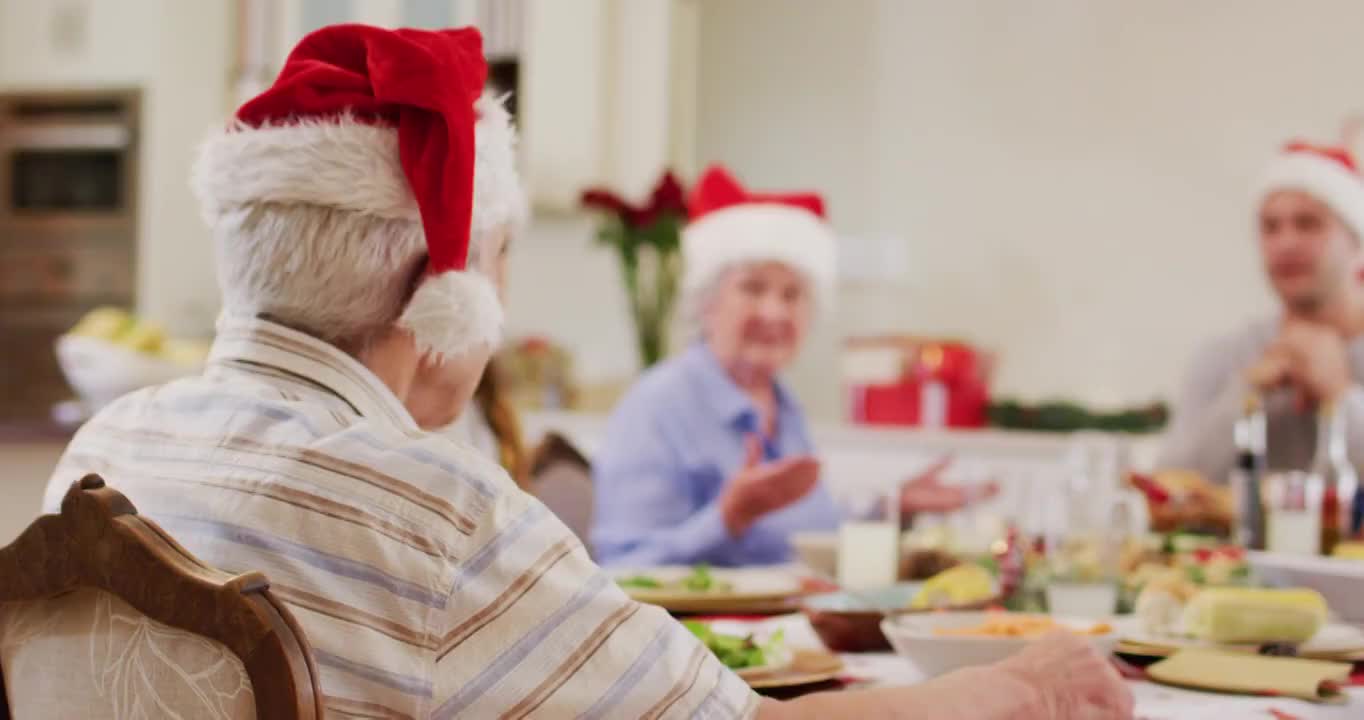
0;474;323;719
526;432;594;546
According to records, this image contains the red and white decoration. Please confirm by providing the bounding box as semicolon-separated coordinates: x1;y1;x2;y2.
194;24;523;360
682;166;837;307
1255;140;1364;239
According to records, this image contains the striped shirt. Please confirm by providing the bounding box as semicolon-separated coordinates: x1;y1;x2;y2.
42;316;759;720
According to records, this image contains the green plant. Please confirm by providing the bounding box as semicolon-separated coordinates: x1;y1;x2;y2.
581;172;687;367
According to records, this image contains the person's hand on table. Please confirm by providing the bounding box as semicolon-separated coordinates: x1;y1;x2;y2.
719;434;820;537
898;456;999;515
996;630;1134;719
759;628;1134;719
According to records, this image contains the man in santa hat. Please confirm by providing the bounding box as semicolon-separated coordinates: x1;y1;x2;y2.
1161;140;1364;491
33;25;1129;719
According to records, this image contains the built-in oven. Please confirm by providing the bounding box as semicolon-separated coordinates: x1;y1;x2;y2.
0;91;139;425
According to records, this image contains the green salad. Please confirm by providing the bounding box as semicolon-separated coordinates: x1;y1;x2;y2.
617;563;734;593
683;621;786;670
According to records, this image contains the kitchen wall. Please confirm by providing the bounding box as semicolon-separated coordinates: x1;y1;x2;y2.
0;0;232;338
685;0;1364;418
7;1;1364;420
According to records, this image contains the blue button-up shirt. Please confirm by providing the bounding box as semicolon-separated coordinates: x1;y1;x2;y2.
591;342;841;567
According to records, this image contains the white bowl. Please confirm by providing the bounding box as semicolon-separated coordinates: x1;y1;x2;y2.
880;611;1119;677
55;335;201;412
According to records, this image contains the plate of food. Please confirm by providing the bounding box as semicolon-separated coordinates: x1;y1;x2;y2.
881;611;1118;677
615;564;805;613
1118;582;1364;660
684;621;843;689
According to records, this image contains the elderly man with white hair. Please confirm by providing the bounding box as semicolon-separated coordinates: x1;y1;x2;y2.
36;27;1130;719
591;167;997;569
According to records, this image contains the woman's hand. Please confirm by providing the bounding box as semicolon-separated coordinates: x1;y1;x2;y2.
899;457;999;515
719;435;821;537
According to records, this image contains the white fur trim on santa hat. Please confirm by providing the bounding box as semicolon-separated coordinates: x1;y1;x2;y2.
1255;152;1364;239
470;95;527;235
192;95;524;236
682;203;837;307
398;269;503;359
193;115;414;223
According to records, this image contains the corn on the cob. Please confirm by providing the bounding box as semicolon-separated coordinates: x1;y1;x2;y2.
1182;587;1326;644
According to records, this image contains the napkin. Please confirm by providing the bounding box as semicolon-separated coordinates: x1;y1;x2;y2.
1146;648;1353;703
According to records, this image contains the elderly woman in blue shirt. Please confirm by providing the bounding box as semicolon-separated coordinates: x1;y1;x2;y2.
592;167;993;567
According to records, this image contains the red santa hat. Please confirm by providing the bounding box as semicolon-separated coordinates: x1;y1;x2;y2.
1255;140;1364;239
682;165;837;307
192;24;523;359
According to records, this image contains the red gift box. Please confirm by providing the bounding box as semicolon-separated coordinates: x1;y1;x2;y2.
844;337;991;429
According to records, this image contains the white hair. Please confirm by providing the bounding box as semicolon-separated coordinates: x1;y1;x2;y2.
213;203;508;347
213;203;425;345
681;260;819;341
682;263;736;340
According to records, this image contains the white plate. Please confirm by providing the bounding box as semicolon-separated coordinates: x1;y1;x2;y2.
881;611;1118;677
1112;615;1364;657
615;565;801;594
614;566;805;612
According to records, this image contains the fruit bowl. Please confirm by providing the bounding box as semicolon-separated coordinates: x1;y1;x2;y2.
55;334;204;412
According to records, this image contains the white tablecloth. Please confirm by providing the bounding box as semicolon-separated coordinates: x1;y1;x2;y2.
707;615;1361;719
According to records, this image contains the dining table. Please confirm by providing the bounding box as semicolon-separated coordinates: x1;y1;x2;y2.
702;613;1364;720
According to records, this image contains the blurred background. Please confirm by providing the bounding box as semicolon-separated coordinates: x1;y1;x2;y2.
3;0;1363;539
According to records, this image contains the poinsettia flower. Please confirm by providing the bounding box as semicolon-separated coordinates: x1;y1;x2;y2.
580;188;633;218
582;171;689;229
649;171;687;215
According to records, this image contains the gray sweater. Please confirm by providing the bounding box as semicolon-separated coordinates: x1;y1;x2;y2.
1158;317;1364;482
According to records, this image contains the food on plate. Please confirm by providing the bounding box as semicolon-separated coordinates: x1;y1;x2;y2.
932;614;1112;639
910;563;993;610
1122;538;1251;614
1133;568;1200;636
899;548;960;581
1182;587;1327;645
615;575;663;589
683;621;789;671
1174;545;1250;586
1137;470;1234;534
616;563;735;593
1333;541;1364;560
